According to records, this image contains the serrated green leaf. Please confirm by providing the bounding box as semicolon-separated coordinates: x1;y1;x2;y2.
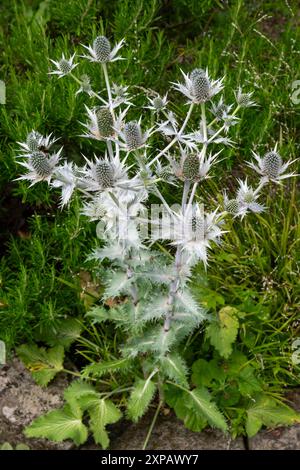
188;387;228;432
191;358;224;387
82;357;132;378
206;306;239;358
25;402;88;445
64;380;98;406
88;399;122;449
246;395;300;437
17;344;64;386
159;353;189;387
127;377;157;422
164;385;207;432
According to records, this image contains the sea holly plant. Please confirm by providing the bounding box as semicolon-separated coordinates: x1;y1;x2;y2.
15;35;299;449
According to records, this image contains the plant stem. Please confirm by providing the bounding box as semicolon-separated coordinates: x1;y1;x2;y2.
101;63;115;119
149;102;194;167
142;400;163;450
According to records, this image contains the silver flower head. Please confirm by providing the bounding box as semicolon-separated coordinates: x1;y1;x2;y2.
118;118;152;152
80;153;140;200
16;147;62;186
171;150;221;182
81;105;115;141
146;94;168;112
172;68;224;104
156;205;225;267
234;87;256;108
247;146;298;183
235;179;265;219
17;131;59;157
49;53;78;78
81;36;124;63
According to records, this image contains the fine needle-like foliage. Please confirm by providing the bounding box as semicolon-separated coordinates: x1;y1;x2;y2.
15;32;299;449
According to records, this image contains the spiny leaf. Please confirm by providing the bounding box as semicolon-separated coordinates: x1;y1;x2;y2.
188;387;228;432
17;344;64;386
25;402;88;446
64;380;98;406
159;353;189;387
103;271;133;298
127;377;157;422
82;357;132;378
206;306;239;358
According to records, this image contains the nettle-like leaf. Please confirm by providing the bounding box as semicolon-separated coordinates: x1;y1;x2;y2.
82;357;132;378
165;385;207;432
25;402;88;446
206;306;239;358
159;353;189;387
127;376;157;422
17;344;64;386
165;384;227;433
246;394;300;437
89;398;122;449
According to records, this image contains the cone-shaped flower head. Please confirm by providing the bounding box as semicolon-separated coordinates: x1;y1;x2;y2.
93;36;111;62
247;147;298;183
26;131;43;152
96;108;114;138
261;151;282;180
190;69;210;103
95;160;115;188
49;53;77;78
124;121;143;151
225;198;239;215
30;151;52;177
182;154;200;181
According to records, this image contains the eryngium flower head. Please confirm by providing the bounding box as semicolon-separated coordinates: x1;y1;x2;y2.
95;160;114;188
224;198;239;215
247;147;298;183
17;131;59;156
146;94;168;112
234;87;256;108
182;154;200;181
81;106;116;141
154;205;225;267
96;108;114;138
49;53;77;78
235;179;265;218
118;119;151;152
16;148;62;185
124;121;143;150
172;150;221;182
172;68;224;104
81;36;124;63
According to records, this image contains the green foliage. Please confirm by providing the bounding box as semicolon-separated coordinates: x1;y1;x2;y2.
246;395;300;437
1;0;300;449
127;376;157;422
25;402;88;446
0;442;30;450
165;384;227;432
17;344;64;386
25;380;122;448
206;306;240;358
